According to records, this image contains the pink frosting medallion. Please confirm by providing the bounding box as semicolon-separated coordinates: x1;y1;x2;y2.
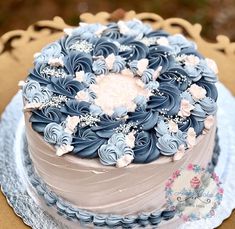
187;127;196;148
48;57;64;67
64;115;80;134
116;154;134;168
188;84;206;100
137;58;149;75
56;144;74;156
178;99;195;117
168;120;178;133
173;144;186;161
91;72;150;115
206;58;219;74
105;54;116;70
75;90;89;102
183;55;200;66
125;132;136;148
204;115;215;130
75;71;85;82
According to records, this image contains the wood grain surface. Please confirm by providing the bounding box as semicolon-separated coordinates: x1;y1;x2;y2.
0;13;235;229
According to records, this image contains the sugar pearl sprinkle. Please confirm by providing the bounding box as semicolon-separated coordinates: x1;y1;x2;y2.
139;37;158;46
115;122;138;134
41;66;67;78
78;114;100;127
41;95;69;108
69;40;93;53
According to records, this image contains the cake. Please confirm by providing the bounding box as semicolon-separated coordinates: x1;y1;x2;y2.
20;19;219;228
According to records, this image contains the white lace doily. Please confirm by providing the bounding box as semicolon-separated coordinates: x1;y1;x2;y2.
0;82;235;229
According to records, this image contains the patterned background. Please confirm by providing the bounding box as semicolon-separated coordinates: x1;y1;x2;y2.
0;0;235;41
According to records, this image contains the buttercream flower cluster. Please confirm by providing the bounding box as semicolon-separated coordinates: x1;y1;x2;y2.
21;19;218;167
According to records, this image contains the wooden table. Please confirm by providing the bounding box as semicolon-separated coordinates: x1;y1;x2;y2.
0;11;235;229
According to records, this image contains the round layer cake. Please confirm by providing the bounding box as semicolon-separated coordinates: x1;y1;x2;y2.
21;19;218;227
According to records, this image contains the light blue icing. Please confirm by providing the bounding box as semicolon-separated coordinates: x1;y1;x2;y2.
23;80;52;104
156;133;180;156
184;65;202;82
57;131;73;146
84;72;96;84
98;133;133;166
155;120;169;137
125;19;152;37
34;42;62;64
92;59;108;75
198;59;218;83
113;106;127;118
145;80;159;90
89;104;103;116
22;80;41;100
99;143;123;165
191;103;207;121
44;123;63;145
87;88;97;100
199;97;217;115
102;23;121;40
44;122;72;147
168;34;195;50
142;69;153;83
133;95;147;109
174;130;187;146
180;91;194;104
29;91;50;104
111;55;126;73
129;60;139;75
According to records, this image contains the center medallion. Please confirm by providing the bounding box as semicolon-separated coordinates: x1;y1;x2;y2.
90;71;150;116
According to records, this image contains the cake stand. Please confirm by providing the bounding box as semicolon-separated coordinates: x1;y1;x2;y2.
0;11;235;229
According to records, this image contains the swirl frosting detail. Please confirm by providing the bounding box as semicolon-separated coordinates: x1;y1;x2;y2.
119;37;149;61
72;127;106;158
147;83;181;116
30;107;64;133
47;77;85;98
98;133;134;166
93;38;119;57
91;115;124;138
44;122;73;148
64;52;92;75
22;19;218;165
133;130;160;163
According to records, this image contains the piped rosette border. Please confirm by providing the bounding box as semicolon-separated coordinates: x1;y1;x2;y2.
20;19;218;167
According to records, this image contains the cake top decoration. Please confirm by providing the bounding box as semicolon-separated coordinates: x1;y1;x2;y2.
21;19;218;167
